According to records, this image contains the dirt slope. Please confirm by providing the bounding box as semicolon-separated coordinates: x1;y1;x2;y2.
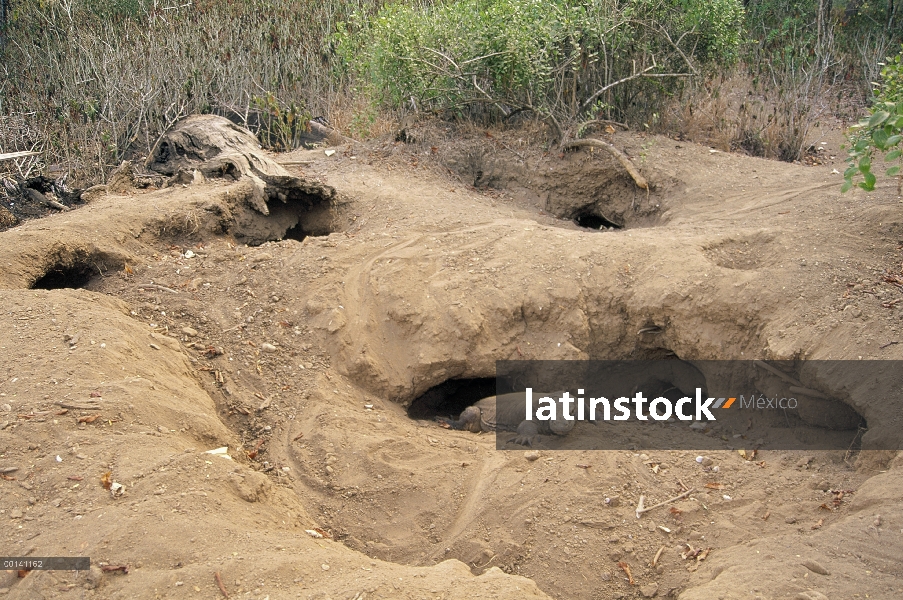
1;125;902;599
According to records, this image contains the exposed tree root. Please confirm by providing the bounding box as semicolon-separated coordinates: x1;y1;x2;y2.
563;138;648;190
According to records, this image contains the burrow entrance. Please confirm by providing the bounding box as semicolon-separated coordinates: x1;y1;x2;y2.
404;361;868;439
407;377;499;421
32;263;96;290
573;211;623;230
437;142;664;231
30;250;125;290
233;200;341;246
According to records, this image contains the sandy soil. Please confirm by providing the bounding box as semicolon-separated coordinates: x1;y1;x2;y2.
0;122;902;600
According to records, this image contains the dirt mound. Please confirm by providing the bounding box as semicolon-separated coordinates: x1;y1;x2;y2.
0;119;901;599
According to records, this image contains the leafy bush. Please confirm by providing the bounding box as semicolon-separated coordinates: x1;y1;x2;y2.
337;0;745;132
842;45;903;193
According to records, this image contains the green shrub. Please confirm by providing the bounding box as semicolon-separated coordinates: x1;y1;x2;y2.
337;0;745;130
842;45;903;193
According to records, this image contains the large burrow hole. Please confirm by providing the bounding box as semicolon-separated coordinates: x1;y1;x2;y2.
32;263;96;290
403;360;868;437
407;377;501;421
30;252;124;290
234;200;340;246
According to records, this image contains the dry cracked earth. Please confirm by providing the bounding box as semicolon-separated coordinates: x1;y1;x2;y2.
1;118;902;600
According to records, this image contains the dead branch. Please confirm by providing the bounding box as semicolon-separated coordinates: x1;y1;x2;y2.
753;360;829;399
578;119;629;132
0;151;40;161
563;138;648;190
636;488;694;518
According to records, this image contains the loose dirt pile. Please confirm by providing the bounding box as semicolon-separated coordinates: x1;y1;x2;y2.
0;116;901;599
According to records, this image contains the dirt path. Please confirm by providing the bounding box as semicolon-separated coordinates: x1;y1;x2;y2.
0;126;901;599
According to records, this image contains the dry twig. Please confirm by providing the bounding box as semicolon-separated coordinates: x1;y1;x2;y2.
636;488;695;518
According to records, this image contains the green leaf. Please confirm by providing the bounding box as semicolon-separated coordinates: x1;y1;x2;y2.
863;171;877;189
887;135;902;147
859;155;871;171
841;180;853;193
887;149;902;161
869;111;891;128
843;166;859;178
873;129;889;149
887;166;901;176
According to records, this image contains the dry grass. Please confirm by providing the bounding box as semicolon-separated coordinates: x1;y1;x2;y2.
660;69;862;161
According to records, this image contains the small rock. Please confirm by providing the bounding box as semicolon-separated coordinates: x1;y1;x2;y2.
796;456;814;468
181;327;198;337
260;343;278;353
606;496;620;507
688;531;703;540
795;592;829;600
696;456;713;467
785;516;798;524
321;563;330;571
85;565;105;590
640;582;659;598
524;451;540;462
9;508;22;519
801;560;830;576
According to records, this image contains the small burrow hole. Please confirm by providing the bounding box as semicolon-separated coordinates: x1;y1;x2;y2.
574;212;622;230
407;377;500;420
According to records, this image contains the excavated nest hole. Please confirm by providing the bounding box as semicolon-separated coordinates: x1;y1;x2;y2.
573;211;623;230
404;361;868;437
30;252;123;290
238;201;339;246
439;145;664;231
32;263;96;290
407;377;501;421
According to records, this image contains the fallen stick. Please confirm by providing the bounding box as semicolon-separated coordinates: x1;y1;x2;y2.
616;561;635;585
753;361;828;398
22;188;70;211
636;488;694;518
214;571;230;598
563;138;648;190
100;564;129;574
137;283;180;294
652;545;665;568
57;402;101;410
787;385;829;399
0;151;40;161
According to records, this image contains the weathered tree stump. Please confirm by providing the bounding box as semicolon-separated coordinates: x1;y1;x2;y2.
146;115;336;215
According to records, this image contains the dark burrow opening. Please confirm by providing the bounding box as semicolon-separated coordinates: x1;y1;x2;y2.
407;377;501;420
283;220;330;242
574;211;623;230
238;201;339;246
31;262;97;290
